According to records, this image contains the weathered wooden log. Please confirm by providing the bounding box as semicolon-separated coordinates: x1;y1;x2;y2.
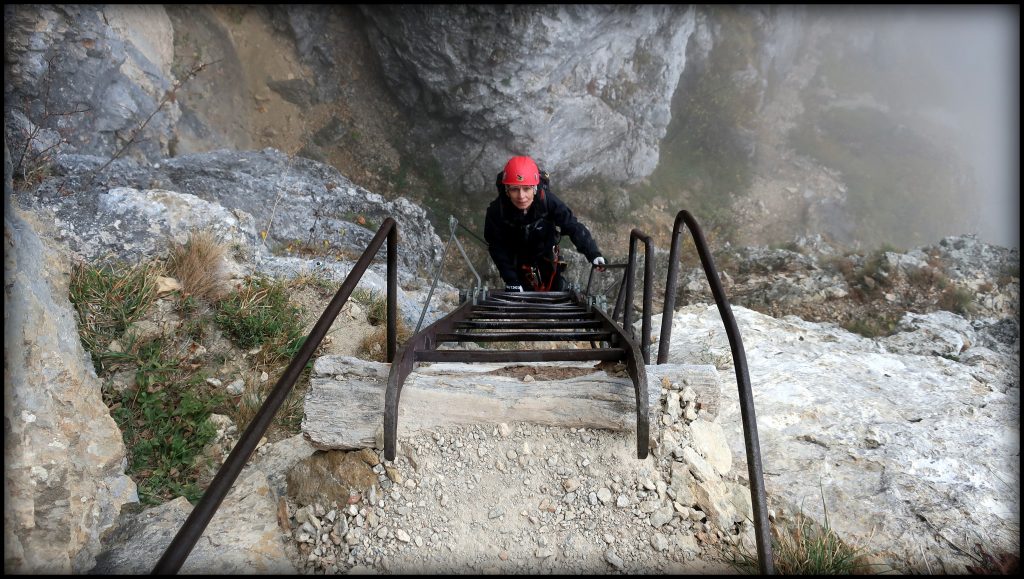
302;355;721;451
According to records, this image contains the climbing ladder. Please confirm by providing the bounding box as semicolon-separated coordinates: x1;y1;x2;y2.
153;212;774;575
382;289;650;460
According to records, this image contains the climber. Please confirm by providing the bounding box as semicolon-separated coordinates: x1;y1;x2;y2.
484;155;606;292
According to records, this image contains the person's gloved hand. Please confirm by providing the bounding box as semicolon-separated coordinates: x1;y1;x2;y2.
592;256;606;272
505;284;524;292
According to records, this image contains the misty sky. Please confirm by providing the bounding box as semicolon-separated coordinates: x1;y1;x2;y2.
905;6;1018;248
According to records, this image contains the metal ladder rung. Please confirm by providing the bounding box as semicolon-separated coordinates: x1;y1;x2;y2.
475;304;585;311
415;348;626;363
470;312;591;320
455;320;603;329
437;331;613;342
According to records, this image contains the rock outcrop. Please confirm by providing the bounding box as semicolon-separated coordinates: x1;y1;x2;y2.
359;5;697;192
91;468;295;574
674;233;1020;339
4;145;138;573
13;149;455;328
4;5;179;166
654;303;1019;572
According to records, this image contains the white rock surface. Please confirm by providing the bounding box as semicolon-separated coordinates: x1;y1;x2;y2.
654;303;1019;571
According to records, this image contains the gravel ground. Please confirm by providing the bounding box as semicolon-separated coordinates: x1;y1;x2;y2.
279;388;749;574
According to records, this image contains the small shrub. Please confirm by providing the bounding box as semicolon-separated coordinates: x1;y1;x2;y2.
842;313;900;338
215;275;304;351
290;269;336;296
233;374;306;435
857;249;892;294
829;255;857;282
356;319;412;362
166;228;228;303
69;259;162;373
997;262;1020;286
179;315;212;343
907;266;947;290
938;285;975;316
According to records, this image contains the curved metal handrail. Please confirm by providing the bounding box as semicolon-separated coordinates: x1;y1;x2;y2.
623;229;655;364
151;218;399;574
659;209;774;575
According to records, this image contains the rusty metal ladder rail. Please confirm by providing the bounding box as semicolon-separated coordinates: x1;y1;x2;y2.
659;209;774;575
383;289;650;461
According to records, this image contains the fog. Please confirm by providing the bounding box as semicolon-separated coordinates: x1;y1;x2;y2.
884;6;1018;248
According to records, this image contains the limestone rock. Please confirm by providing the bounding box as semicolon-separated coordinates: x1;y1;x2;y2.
91;468;295;574
4;193;137;573
286;450;379;506
359;5;696;192
665;303;1020;572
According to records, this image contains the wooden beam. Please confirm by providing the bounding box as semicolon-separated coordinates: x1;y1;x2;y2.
303;356;662;450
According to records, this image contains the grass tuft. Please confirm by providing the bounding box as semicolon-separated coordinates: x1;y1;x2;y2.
352;287;389;327
166;228;229;303
937;285;975;316
730;490;871;575
356;319;412;362
69;259;162;373
215;275;304;351
234;373;306;435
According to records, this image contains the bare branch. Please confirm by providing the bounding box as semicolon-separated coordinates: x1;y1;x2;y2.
83;59;220;185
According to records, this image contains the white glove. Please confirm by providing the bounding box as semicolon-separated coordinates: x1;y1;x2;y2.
592;256;606;270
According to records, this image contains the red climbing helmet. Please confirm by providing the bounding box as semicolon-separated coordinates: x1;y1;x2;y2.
501;156;540;186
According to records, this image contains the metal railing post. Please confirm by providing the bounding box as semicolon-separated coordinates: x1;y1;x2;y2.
658;223;684;364
414;216;480;335
415;222;455;334
623;236;638;335
624;229;654;364
387;225;397;363
659;209;775;575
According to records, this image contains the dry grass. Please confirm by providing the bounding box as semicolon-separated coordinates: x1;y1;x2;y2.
938;285;976;316
729;493;872;575
167;229;229;303
767;511;869;574
356;319;413;362
69;258;163;373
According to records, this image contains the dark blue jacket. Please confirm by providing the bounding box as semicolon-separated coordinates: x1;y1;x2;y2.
484;175;602;286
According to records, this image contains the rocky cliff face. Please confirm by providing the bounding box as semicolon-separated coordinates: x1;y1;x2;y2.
5;5;1001;250
359;5;697;192
4;5;179;166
